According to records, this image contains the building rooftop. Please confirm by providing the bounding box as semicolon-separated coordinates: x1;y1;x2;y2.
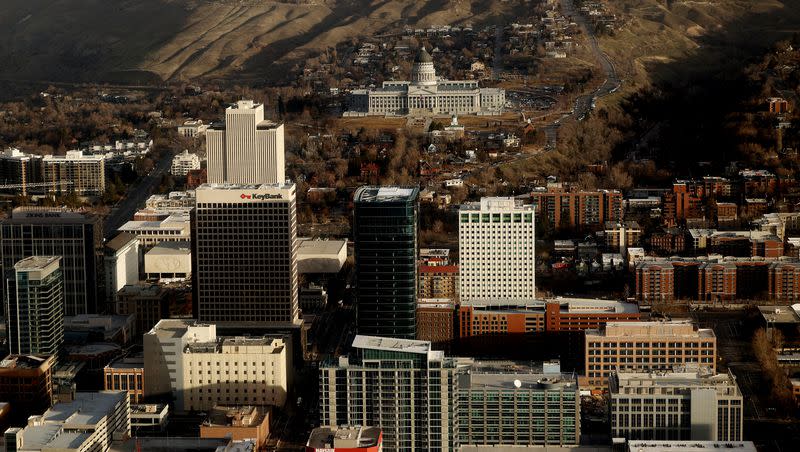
352;335;432;355
0;354;52;370
461;197;534;211
555;297;640;315
42;390;127;426
105;232;138;251
202;405;268;428
186;336;285;354
354;186;419;203
106;355;145;370
297;238;347;256
307;426;382;449
6;208;95;224
611;370;739;395
14;255;60;272
626;441;756;452
146;241;191;256
588;321;715;339
758;304;800;324
196;182;295;192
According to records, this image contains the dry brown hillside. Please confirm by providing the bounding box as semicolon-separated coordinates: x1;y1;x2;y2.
0;0;521;83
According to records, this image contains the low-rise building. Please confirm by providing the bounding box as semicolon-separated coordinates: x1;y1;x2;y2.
144;241;191;281
64;314;136;345
458;361;580;446
143;320;292;412
0;355;55;425
130;403;169;432
118;212;191;249
296;239;347;274
4;390;130;452
115;284;169;334
200;405;270;451
585;321;717;391
416;298;456;350
171;150;201;176
104;355;145;404
306;426;383;452
610;370;743;441
177;119;209;138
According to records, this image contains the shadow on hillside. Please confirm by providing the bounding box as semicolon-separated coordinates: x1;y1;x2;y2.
614;0;800;177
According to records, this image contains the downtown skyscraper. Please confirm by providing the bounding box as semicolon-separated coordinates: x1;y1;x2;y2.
192;183;300;327
206;100;285;185
6;256;64;355
353;186;419;339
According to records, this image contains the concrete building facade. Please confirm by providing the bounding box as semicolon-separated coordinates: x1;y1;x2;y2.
206;100;285;185
609;370;743;441
103;233;139;301
171;150;201;176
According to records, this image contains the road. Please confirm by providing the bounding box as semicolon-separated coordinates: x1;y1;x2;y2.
540;0;621;149
103;150;174;239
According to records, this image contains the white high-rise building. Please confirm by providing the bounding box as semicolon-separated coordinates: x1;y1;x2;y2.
459;197;536;303
206;100;285;185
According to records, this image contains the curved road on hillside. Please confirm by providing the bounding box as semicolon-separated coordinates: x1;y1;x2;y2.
541;0;621;148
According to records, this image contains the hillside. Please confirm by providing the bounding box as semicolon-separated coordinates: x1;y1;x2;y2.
0;0;520;84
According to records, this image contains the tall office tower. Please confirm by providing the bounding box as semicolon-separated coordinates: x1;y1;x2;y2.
6;256;64;355
206;100;286;185
320;336;460;452
459;197;536;302
192;183;300;327
1;208;101;316
353;187;419;339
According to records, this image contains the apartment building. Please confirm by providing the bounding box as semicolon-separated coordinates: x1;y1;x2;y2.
768;261;800;301
419;264;458;299
143;319;292;412
4;391;130;452
42;150;105;195
319;335;461;452
604;221;643;251
171;150;201;176
6;256;64;356
457;362;580;446
0;148;42;196
529;186;623;230
459;197;536;303
416;298;456;350
609;370;743;441
584;321;717;391
206;100;285;185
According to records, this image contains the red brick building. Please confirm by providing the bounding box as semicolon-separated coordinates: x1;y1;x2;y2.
186;168;207;189
649;229;686;255
635;262;675;304
417;298;456;350
768;97;790;114
769;262;800;302
544;300;640;332
530;186;623;230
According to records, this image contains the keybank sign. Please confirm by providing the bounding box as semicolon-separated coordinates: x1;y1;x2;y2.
240;193;283;200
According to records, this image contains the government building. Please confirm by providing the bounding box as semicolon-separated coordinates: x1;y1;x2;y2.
347;48;505;116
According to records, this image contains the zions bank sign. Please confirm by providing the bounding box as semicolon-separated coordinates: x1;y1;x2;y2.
239;193;283;201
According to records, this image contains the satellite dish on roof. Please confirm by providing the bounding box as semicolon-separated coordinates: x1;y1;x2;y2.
514;379;522;389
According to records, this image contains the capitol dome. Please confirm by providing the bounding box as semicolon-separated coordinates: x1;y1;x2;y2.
411;47;437;86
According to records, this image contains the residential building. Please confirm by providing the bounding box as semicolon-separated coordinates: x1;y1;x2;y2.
0;355;55;425
353;186;419;339
457;361;580;446
206;100;285;185
104;355;145;404
0;148;42;196
416;298;455;350
104;233;139;300
6;257;64;356
1;208;101;316
177;119;209;137
144;241;191;281
609;370;743;441
769;261;800;302
459;197;536;303
115;284;169;334
529;187;623;230
320;335;461;452
306;426;383;452
419;264;459;299
118;212;191;249
604;221;642;251
42;150;105;195
649;229;686;255
171;150;201;176
3;390;130;452
584;321;717;391
143;319;292;412
193;183;300;327
346;47;504;116
200;405;270;451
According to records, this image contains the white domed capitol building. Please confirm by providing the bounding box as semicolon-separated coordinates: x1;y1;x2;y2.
346;47;505;116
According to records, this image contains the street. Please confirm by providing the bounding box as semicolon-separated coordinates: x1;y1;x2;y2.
103;149;175;239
